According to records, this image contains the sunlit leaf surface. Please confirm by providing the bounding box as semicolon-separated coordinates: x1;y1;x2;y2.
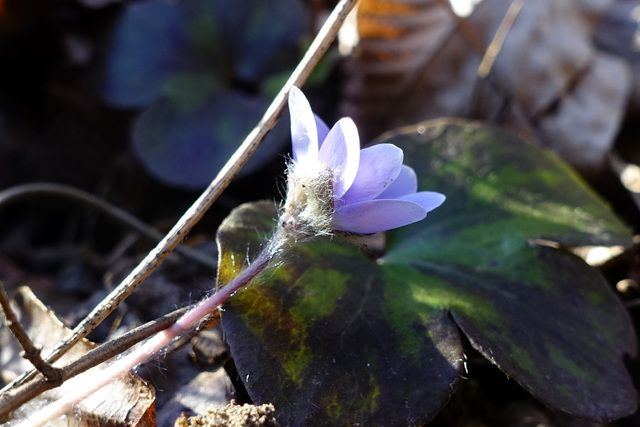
218;121;636;425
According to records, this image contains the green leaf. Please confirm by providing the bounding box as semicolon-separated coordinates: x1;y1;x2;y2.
218;202;463;426
131;92;287;189
161;71;222;113
101;0;305;108
381;121;637;421
101;0;197;108
103;0;307;186
194;0;306;82
218;121;636;425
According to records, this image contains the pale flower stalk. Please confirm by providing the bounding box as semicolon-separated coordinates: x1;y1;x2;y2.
18;87;444;426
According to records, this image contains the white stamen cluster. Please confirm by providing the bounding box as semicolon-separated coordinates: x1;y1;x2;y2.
280;161;334;240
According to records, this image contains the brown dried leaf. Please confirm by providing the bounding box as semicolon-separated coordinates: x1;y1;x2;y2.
0;287;155;426
342;0;460;141
344;0;630;172
536;52;630;170
473;0;594;116
593;1;640;116
159;369;233;427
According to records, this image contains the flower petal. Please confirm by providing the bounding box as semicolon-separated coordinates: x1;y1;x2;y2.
318;118;360;198
332;199;427;234
341;144;403;205
315;114;330;147
288;87;318;164
398;192;446;212
376;165;418;199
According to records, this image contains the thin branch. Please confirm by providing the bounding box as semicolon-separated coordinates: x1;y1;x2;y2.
477;0;523;78
19;246;273;426
0;283;62;385
0;0;358;397
0;304;198;417
435;0;523;76
0;183;217;270
437;0;536;140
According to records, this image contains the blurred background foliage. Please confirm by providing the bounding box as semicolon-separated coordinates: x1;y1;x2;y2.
101;0;306;188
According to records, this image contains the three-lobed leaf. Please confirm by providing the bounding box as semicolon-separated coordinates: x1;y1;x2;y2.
101;0;305;188
217;121;636;425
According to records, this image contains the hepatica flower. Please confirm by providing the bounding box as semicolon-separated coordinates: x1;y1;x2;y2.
281;87;445;238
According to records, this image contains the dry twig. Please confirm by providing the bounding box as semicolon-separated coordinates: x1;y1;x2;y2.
0;183;217;269
0;283;62;385
477;0;523;78
437;0;535;139
0;303;198;417
0;0;358;416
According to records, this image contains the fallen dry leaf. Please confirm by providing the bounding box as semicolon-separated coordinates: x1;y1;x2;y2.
593;0;640;116
159;369;233;427
535;52;630;170
0;287;155;426
344;0;630;173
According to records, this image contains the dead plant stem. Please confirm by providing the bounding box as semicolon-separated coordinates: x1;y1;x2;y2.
0;283;62;385
0;182;218;269
19;247;273;427
0;0;358;407
0;304;194;417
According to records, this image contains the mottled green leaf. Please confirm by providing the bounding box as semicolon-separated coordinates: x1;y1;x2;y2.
381;120;637;421
218;202;463;426
218;121;636;425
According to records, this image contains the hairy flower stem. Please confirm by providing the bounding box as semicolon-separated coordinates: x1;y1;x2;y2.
17;241;280;427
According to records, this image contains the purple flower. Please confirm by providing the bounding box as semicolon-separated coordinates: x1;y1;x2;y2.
282;87;445;236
